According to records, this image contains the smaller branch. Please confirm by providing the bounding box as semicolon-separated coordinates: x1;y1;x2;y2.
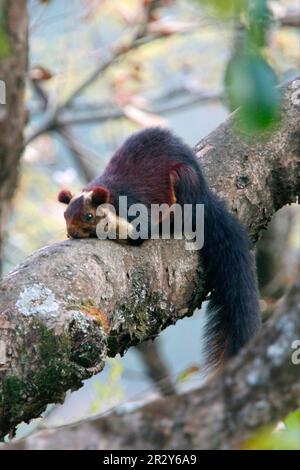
274;7;300;28
24;110;57;147
58;30;189;112
31;93;222;131
153;91;223;114
280;13;300;28
57;128;98;182
29;80;48;111
27;89;222;121
135;341;177;396
24;24;194;148
26;91;222;141
57;110;123;127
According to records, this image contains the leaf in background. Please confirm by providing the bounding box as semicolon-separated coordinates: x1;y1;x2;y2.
225;51;281;131
245;410;300;450
29;66;54;81
195;0;246;16
0;31;10;58
284;409;300;433
177;365;200;382
247;0;272;48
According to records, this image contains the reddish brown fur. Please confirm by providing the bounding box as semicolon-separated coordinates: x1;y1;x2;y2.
58;189;72;205
62;188;109;238
58;131;186;239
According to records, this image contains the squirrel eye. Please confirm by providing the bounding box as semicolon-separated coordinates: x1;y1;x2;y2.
84;213;94;222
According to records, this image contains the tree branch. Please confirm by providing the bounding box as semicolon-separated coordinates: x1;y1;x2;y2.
0;78;299;440
24;27;193;147
279;9;300;28
54;91;222;128
5;277;300;450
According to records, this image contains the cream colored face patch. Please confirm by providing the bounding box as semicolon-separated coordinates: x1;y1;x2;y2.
96;206;134;240
70;190;93;203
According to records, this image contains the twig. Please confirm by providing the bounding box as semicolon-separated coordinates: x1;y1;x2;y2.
24;27;192;147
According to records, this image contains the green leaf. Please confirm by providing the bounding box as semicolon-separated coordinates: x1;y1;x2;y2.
0;4;12;59
245;409;300;450
195;0;246;16
225;51;281;131
284;409;300;432
247;0;272;48
0;30;11;58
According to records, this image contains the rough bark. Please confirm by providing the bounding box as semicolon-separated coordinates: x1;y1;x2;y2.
0;78;299;440
194;79;300;242
0;0;28;275
256;206;298;301
4;277;300;450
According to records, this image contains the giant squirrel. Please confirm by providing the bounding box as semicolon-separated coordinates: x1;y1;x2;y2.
58;127;260;367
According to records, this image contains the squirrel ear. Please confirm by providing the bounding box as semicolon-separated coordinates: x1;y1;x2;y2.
91;186;110;206
58;189;73;204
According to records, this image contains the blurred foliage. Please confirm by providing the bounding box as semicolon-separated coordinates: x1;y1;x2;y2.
196;0;284;131
177;365;200;382
245;409;300;450
0;3;12;58
225;51;280;130
227;0;280;131
196;0;246;16
246;0;271;47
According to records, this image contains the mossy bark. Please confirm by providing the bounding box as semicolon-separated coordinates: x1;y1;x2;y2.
4;278;300;450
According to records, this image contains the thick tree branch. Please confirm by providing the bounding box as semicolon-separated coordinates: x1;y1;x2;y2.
0;78;299;440
5;277;300;450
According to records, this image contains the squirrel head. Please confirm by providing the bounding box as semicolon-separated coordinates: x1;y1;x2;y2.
58;186;110;239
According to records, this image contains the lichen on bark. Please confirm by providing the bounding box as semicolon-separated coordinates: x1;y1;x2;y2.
0;318;106;437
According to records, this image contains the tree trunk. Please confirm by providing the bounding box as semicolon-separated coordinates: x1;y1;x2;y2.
0;0;28;275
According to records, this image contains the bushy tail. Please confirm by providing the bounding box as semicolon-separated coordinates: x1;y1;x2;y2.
201;191;261;368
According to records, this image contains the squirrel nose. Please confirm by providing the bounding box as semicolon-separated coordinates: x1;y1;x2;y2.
67;231;79;239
